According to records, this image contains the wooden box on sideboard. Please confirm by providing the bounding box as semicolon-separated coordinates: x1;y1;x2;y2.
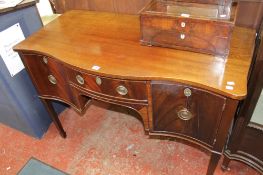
140;0;238;57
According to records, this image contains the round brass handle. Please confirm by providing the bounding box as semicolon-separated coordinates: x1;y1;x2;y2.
184;88;191;97
177;108;193;121
95;76;102;85
48;75;57;85
43;56;48;64
76;75;84;85
116;85;128;96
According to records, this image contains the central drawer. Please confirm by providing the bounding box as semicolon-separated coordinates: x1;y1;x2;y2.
67;68;148;101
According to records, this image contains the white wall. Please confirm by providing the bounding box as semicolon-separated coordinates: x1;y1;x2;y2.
251;90;263;125
36;0;53;17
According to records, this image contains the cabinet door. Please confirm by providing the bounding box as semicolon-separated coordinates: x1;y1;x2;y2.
152;81;226;146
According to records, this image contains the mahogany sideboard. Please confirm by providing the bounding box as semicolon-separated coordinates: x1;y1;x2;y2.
221;20;263;174
14;10;255;175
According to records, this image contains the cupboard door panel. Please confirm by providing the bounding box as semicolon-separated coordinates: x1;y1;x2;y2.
152;81;226;146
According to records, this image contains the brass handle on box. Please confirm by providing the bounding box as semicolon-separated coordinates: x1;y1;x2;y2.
76;75;84;85
177;108;193;121
48;75;57;85
116;85;128;96
180;34;185;40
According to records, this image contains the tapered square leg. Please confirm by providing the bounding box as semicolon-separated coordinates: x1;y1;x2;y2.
41;99;67;138
206;153;221;175
221;156;231;171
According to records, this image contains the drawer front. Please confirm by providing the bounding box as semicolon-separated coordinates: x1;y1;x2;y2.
143;30;230;55
22;54;76;103
141;15;232;56
67;68;148;101
141;16;231;37
151;82;226;146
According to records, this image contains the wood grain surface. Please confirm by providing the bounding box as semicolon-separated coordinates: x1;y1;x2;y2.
14;10;255;100
52;1;263;31
151;81;226;147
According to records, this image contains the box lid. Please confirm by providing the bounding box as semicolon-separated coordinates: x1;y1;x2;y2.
141;0;235;21
167;0;233;5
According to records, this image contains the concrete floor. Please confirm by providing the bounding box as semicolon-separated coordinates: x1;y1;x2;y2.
0;101;260;175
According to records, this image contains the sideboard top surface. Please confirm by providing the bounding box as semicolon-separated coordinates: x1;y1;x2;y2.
14;10;255;100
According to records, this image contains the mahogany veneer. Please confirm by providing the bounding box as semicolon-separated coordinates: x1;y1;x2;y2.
14;11;255;175
140;0;237;56
67;68;148;101
222;20;263;174
152;81;226;148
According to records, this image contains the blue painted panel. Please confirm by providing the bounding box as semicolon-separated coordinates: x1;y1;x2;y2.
0;5;66;138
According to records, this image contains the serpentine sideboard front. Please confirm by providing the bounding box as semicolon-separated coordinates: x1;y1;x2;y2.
14;10;255;175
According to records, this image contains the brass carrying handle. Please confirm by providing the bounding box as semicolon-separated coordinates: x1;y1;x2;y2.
48;75;57;85
76;75;84;85
177;108;193;121
116;85;128;96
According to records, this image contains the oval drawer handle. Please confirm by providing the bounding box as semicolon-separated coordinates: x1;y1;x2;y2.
177;108;193;121
48;75;57;85
95;76;102;85
76;75;84;85
181;22;186;28
116;85;128;96
43;56;48;64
